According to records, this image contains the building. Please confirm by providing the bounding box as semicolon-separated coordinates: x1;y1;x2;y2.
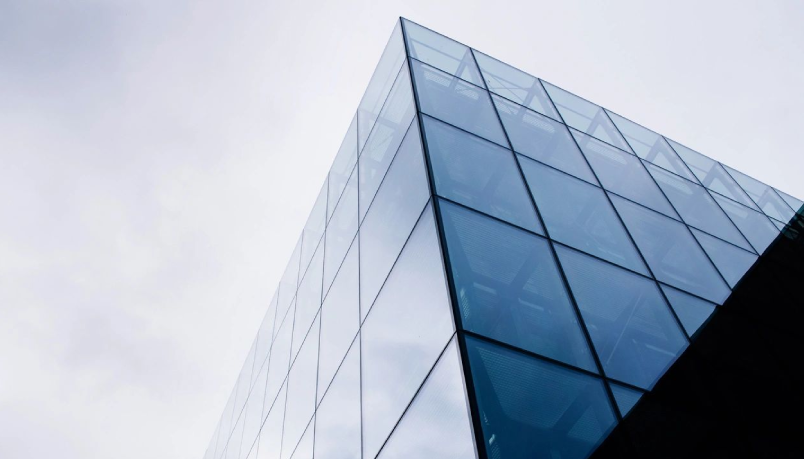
201;18;804;459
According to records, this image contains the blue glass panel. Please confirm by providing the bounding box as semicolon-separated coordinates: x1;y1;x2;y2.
403;20;483;85
315;341;361;459
493;94;597;183
606;112;698;182
466;337;617;459
439;200;596;372
776;188;803;213
265;304;293;412
377;338;476;459
646;163;753;251
361;206;455;459
257;382;286;459
691;228;758;288
292;242;323;360
411;59;508;146
610;383;643;418
723;165;795;222
328;115;358;221
610;195;730;304
660;285;717;335
473;51;559;119
360;120;416;223
300;182;327;277
542;82;631;151
282;314;319;459
557;246;688;389
711;193;780;255
572;129;677;218
323;168;358;294
424;114;542;233
519;157;649;275
358;22;405;151
277;236;302;320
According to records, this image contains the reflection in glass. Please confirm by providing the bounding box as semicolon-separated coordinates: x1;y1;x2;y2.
328;115;358;221
360;120;416;223
315;342;361;459
691;228;758;288
403;19;483;85
300;182;327;277
257;383;286;459
723;165;795;222
324;169;358;294
282;315;320;459
712;193;780;255
253;293;278;382
610;383;643;418
473;51;559;119
660;285;717;336
277;236;302;320
265;304;293;414
292;243;323;360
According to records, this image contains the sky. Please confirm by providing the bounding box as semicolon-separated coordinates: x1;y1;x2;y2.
1;0;802;458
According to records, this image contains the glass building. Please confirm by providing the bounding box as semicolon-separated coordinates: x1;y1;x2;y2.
201;18;804;459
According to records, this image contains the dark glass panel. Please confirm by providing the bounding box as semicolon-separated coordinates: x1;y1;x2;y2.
328;115;358;221
691;228;758;288
610;383;643;418
724;165;796;222
660;285;717;336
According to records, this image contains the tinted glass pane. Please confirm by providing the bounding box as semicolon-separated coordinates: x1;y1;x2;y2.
403;20;483;85
691;228;758;288
424;115;542;233
277;236;302;319
361;206;455;459
647;163;752;251
292;243;322;360
317;241;359;402
282;315;319;459
519;157;648;275
328;115;358;221
610;383;642;418
610;195;730;304
324;169;358;294
439;201;596;372
712;193;780;255
473;51;559;119
660;285;717;335
265;305;293;412
289;418;314;459
466;337;617;459
256;383;286;459
300;182;327;277
359;133;430;319
557;246;688;389
542;83;630;151
314;341;361;459
572;129;677;218
377;338;476;459
724;165;795;222
493;94;597;183
776;188;803;213
411;59;508;146
358;22;405;151
607;112;698;182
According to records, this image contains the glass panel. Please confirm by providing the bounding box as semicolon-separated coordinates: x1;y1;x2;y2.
493;94;597;183
358;22;405;151
542;82;630;151
289;418;314;459
242;360;269;458
424;114;542;233
473;51;559;119
256;383;286;459
323;169;358;294
314;340;361;459
292;243;323;360
226;413;245;459
466;337;617;459
776;188;803;213
572;129;677;219
359;132;430;319
660;285;717;335
265;304;293;412
723;165;796;222
712;193;780;255
300;182;327;277
665;139;757;209
328;115;358;221
253;292;278;381
377;338;476;459
439;200;596;372
411;59;508;146
646;163;752;251
557;246;688;389
607;112;698;182
519;157;649;275
216;392;235;459
361;206;455;459
610;195;730;304
317;241;359;402
233;342;257;421
277;236;302;320
691;228;758;288
403;19;483;85
610;383;642;418
282;315;320;459
359;65;416;221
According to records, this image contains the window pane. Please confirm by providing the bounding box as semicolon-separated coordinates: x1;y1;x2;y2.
300;182;327;277
542;82;630;151
358;22;405;151
557;246;688;389
660;285;716;336
265;304;293;413
253;292;278;381
328;115;358;221
572;129;677;218
723;165;796;222
610;383;643;418
256;383;286;459
439;200;596;372
519;157;649;275
473;51;559;119
289;418;314;459
493;94;597;183
359;131;430;319
403;19;483;85
359;119;416;223
324;168;358;294
378;337;476;459
775;188;803;213
315;341;362;459
411;59;508;146
225;414;244;459
466;337;617;459
610;195;730;304
691;228;758;288
318;240;359;402
424;114;542;233
242;359;269;458
292;243;323;360
712;193;779;255
646;163;752;251
607;112;698;182
361;206;455;459
277;236;302;320
282;315;319;459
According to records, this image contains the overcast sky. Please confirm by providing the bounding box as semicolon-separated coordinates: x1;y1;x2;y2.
1;1;802;458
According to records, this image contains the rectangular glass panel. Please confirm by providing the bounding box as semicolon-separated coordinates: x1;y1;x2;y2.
288;418;314;459
660;285;717;336
281;314;319;459
775;188;803;213
327;115;358;221
256;383;286;459
711;193;780;254
277;236;302;320
299;182;327;278
292;242;323;360
265;303;293;412
242;358;268;459
403;19;483;85
723;165;796;222
323;168;358;294
691;228;758;288
314;339;361;459
473;51;559;120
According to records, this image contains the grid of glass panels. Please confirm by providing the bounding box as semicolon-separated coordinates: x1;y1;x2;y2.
203;18;801;459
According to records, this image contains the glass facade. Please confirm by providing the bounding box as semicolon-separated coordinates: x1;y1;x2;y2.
201;18;801;459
